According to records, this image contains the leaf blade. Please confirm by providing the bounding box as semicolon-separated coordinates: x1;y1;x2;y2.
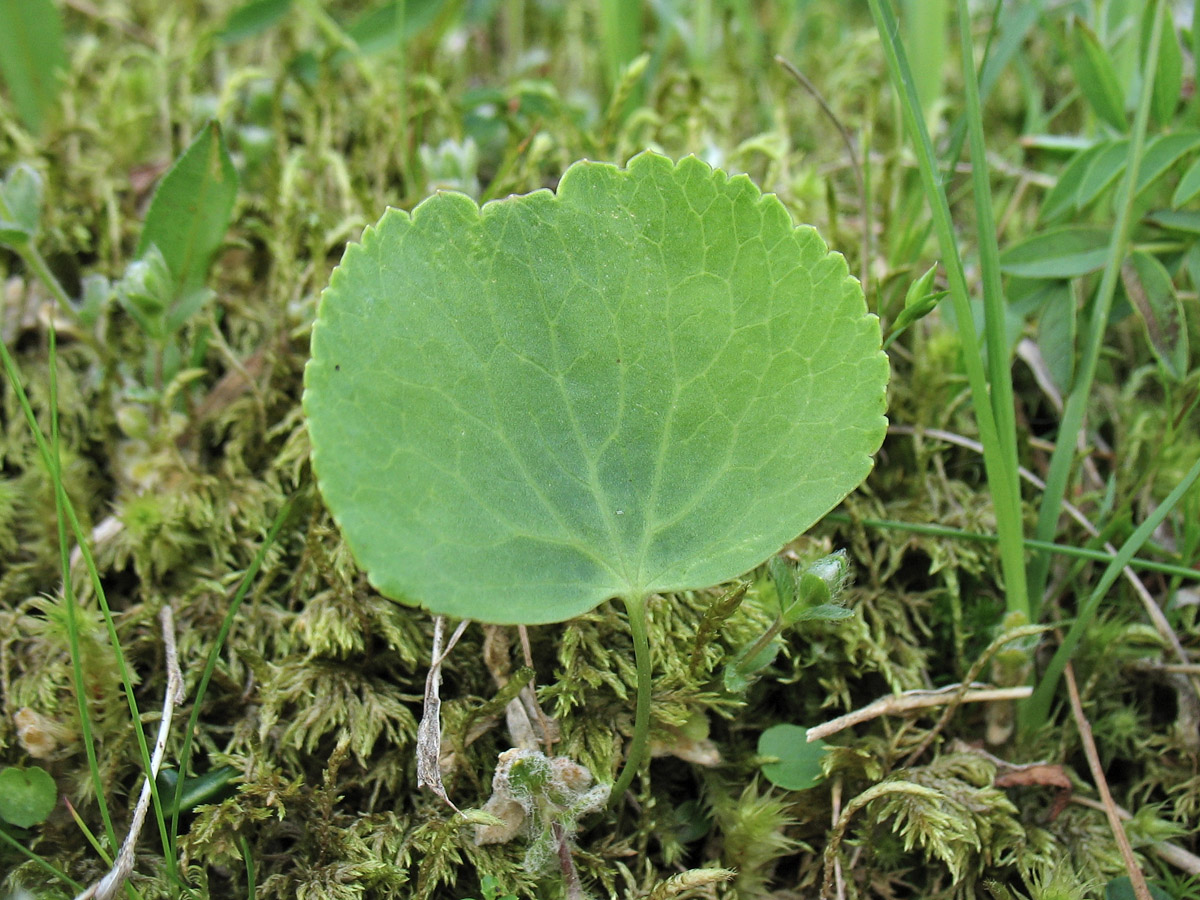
137;121;239;300
304;153;889;624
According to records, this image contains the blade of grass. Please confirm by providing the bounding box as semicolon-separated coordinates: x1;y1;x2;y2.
22;325;118;855
1026;0;1165;616
1022;454;1200;729
0;826;84;892
868;0;1029;621
823;513;1200;581
168;497;293;855
956;0;1027;617
2;325;172;888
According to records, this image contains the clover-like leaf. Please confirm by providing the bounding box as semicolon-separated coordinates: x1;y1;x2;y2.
0;765;56;828
758;724;828;791
305;152;887;625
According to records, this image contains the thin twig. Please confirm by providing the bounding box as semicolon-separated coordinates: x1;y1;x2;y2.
903;624;1051;766
831;776;845;900
807;684;1031;742
75;607;185;900
775;56;870;299
1064;664;1152;900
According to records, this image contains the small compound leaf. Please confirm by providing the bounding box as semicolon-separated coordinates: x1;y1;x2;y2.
758;724;828;791
305;153;889;625
137;121;239;301
1121;250;1189;380
0;0;67;135
1068;18;1127;132
1000;226;1110;279
0;765;56;828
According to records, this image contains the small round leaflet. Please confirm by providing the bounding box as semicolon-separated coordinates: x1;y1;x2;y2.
758;723;828;791
0;765;57;828
305;152;888;624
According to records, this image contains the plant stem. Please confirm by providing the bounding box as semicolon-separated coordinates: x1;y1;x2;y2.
609;593;651;806
21;244;108;360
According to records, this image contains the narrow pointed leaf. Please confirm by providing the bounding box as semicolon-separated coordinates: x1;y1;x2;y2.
1141;1;1183;126
137;121;239;300
1068;18;1128;132
0;0;66;135
999;226;1110;278
1135;132;1200;196
1040;143;1105;222
1075;140;1129;210
1121;250;1189;380
1171;154;1200;207
304;153;889;625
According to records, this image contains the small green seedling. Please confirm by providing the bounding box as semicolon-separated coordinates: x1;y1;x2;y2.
304;152;888;800
723;550;854;693
0;765;57;829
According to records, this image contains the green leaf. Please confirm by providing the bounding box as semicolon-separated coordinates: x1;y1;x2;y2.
220;0;293;43
304;152;889;625
1120;250;1189;380
1075;140;1129;210
156;765;239;815
1039;142;1106;222
1172;154;1200;207
1035;281;1076;393
1104;876;1174;900
0;0;67;135
1136;132;1200;196
0;163;43;247
1147;209;1200;235
0;765;56;828
757;724;828;791
999;226;1111;278
137;121;239;301
1142;1;1183;126
1068;17;1128;132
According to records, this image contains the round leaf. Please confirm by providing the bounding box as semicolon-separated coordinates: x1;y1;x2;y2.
305;152;888;624
758;724;827;791
0;765;57;828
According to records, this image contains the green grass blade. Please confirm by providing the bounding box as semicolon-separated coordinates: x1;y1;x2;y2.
824;513;1200;581
868;0;1029;620
0;825;83;892
168;497;294;855
1026;0;1166;615
2;326;177;884
1021;454;1200;730
956;0;1028;620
